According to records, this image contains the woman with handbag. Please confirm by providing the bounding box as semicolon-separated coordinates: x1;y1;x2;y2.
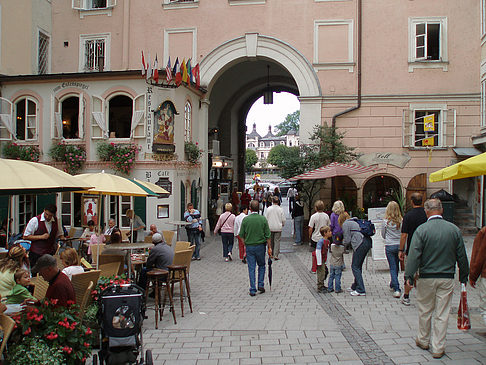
214;203;236;262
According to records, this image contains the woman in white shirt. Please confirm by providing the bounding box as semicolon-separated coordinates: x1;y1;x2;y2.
381;201;403;298
60;248;84;280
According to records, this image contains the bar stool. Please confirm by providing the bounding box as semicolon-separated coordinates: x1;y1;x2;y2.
145;269;176;328
167;264;193;317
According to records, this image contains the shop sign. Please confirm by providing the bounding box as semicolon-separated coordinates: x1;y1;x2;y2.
358;152;411;169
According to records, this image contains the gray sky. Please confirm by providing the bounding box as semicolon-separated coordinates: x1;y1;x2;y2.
246;92;300;136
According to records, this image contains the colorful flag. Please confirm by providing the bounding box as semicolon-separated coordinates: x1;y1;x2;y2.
192;63;200;89
181;58;188;84
172;57;179;78
166;57;172;83
141;51;146;76
424;114;435;132
153;54;159;84
176;58;184;86
422;136;435;146
146;53;152;81
186;59;192;84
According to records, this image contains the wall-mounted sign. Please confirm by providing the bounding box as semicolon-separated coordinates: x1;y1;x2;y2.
156;177;172;198
153;100;177;154
357;152;411;169
53;82;89;92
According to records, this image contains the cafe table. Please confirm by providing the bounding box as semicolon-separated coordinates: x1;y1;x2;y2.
167;221;192;241
106;242;154;279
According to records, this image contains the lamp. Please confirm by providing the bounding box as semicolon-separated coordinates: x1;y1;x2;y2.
263;65;273;104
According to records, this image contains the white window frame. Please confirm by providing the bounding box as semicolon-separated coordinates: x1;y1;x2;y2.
270;141;274;147
313;19;354;72
91;95;108;139
17;195;36;234
482;0;486;41
184;101;192;142
79;33;111;72
107;93;133;140
163;27;197;66
53;94;85;140
72;0;116;18
280;141;285;145
37;29;50;75
228;0;266;5
163;0;199;9
259;142;264;147
408;17;448;72
402;103;456;149
131;94;146;139
14;97;38;141
0;97;13;141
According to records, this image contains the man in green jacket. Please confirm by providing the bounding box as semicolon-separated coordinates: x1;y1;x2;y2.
239;200;272;296
405;198;469;359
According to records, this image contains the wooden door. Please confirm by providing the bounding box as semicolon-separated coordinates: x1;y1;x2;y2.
406;173;427;212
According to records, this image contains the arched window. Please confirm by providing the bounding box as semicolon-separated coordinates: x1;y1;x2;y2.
184;101;192;142
15;98;37;140
280;141;284;145
108;95;132;138
62;96;80;139
270;141;274;147
260;142;264;147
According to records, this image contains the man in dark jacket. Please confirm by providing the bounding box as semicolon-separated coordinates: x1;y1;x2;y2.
405;199;469;359
469;226;486;329
146;233;174;271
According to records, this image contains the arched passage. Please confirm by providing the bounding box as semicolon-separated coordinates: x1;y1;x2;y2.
362;175;402;211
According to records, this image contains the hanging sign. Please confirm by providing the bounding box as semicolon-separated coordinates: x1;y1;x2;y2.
422;137;435;146
424;114;435;132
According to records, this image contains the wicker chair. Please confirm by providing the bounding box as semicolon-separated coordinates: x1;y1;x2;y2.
71;270;101;305
99;261;121;278
174;241;191;252
98;254;125;275
162;230;176;246
78;281;94;320
0;314;15;357
32;275;49;301
90;244;106;267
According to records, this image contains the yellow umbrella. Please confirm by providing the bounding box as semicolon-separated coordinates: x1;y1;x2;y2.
429;152;486;182
132;178;169;195
74;172;152;196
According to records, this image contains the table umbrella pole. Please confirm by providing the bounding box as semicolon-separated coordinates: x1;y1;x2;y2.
96;192;102;270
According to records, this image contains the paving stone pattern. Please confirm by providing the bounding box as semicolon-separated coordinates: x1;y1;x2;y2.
88;202;486;364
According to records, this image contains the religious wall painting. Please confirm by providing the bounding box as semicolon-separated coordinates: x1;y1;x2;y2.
153;100;177;154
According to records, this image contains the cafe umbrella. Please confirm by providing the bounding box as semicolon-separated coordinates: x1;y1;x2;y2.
429;152;486;182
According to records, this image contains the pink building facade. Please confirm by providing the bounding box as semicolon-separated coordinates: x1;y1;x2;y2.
0;0;483;230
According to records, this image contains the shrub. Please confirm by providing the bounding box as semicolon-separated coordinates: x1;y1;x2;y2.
97;141;138;175
49;142;86;175
8;337;64;365
184;141;202;164
2;141;40;162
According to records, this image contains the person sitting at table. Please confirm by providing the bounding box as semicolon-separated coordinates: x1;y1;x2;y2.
60;248;84;280
101;228;125;256
148;224;160;236
6;269;35;304
32;254;75;307
126;209;145;243
0;246;30;297
104;218;118;236
138;233;173;289
81;220;105;262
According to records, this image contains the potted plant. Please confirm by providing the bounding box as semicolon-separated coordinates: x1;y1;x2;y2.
8;336;64;365
2;141;40;162
49;142;86;175
97;142;138;175
184;141;202;164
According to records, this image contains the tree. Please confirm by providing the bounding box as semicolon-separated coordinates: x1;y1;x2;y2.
275;110;299;136
245;149;258;171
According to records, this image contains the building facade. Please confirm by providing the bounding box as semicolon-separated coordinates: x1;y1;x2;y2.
0;0;483;230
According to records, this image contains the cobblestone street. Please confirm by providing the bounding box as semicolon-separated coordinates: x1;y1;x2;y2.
91;203;486;364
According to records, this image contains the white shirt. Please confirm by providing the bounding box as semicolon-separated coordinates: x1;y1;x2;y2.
234;212;247;237
287;187;297;199
264;204;286;232
308;212;331;242
24;212;60;237
62;265;85;280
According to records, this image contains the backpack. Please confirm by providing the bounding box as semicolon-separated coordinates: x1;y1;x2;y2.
352;218;376;238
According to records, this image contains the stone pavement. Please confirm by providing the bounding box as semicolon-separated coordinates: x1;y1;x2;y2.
89;202;486;364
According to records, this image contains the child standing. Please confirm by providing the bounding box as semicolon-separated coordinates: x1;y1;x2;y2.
315;226;331;293
328;236;345;293
6;269;35;304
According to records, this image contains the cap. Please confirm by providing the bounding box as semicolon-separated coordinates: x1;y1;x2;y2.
32;254;56;273
152;233;163;244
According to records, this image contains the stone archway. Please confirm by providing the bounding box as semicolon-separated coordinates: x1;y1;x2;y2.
362;174;402;211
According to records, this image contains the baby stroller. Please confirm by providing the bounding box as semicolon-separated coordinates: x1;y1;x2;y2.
94;283;153;365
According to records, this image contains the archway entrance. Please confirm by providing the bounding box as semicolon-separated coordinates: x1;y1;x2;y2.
362;175;401;211
334;176;358;212
406;174;427;211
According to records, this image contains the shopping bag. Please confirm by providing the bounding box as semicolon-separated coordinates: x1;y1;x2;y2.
457;283;471;331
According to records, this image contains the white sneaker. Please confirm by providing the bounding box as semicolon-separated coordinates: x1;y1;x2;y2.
401;295;411;306
225;258;229;262
393;291;401;298
350;290;366;296
346;287;354;292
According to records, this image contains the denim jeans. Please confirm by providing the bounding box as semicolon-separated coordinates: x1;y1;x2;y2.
221;232;234;258
187;229;201;259
294;215;304;244
351;237;372;294
328;265;343;291
385;244;400;292
246;244;266;294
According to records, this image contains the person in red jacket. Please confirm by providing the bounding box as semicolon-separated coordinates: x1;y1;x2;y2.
469;226;486;329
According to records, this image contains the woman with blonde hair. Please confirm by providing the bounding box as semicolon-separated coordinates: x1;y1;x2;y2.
330;200;345;244
381;200;403;298
0;246;30;297
60;248;84;280
214;202;236;262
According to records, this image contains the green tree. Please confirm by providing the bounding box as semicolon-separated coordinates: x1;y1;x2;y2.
245;149;258;171
275;110;299;136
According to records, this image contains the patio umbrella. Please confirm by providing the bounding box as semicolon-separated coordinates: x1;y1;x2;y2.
130;178;169;195
288;162;382;181
429;152;486;182
267;256;273;290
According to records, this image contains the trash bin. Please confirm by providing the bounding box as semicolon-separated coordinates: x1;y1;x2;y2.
441;201;454;223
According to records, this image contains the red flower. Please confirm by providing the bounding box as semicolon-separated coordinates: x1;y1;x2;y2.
84;342;90;348
46;332;59;340
85;328;93;335
23;327;31;335
67;300;75;306
62;346;73;354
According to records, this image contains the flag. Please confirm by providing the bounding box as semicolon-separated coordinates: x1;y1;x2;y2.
422;136;435;146
192;63;200;89
175;58;183;86
172;57;179;78
141;51;146;76
153;54;159;83
424;114;435;132
186;58;192;84
166;57;172;83
181;58;189;84
146;53;152;81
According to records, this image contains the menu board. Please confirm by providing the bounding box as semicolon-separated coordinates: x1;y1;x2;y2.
368;207;387;262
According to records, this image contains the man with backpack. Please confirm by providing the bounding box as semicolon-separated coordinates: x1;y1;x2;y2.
339;212;373;296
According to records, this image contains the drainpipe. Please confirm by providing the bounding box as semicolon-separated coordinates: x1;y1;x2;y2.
330;0;362;203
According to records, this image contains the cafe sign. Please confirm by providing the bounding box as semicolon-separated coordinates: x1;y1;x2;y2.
357;152;411;169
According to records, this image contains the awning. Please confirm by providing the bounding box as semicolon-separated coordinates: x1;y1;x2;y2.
429;152;486;182
288;162;382;181
452;147;482;157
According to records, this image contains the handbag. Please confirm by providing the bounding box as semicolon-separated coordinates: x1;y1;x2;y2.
457;283;471;330
216;213;231;236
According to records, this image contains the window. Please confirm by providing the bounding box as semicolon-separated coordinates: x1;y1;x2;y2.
260;142;264;147
108;95;132;138
106;196;132;229
270;141;274;147
280;141;285;145
15;98;37;140
61;192;82;227
482;80;486;127
402;105;456;148
184;101;191;142
72;0;116;10
62;96;83;139
482;0;486;38
18;195;35;234
0;97;13;140
38;31;49;75
260;152;264;158
163;0;199;9
408;17;447;71
79;34;110;72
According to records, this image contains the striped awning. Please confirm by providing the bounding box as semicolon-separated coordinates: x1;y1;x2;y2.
288;162;382;181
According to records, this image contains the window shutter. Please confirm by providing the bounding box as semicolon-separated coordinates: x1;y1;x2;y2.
107;0;117;7
78;95;85;139
131;94;146;138
72;0;84;10
402;109;412;147
415;23;427;60
51;95;62;139
91;95;107;139
443;108;456;148
0;97;13;140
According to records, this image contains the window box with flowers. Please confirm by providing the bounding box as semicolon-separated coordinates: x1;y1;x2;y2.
49;142;87;175
97;141;138;175
184;141;202;164
2;141;40;162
